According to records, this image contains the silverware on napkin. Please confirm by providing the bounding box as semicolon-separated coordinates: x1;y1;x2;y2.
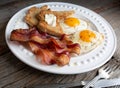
82;78;120;88
27;78;120;88
83;59;120;88
27;59;120;88
94;78;120;88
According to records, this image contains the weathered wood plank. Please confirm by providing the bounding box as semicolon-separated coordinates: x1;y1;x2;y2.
0;53;26;79
0;0;19;6
0;0;119;21
0;0;119;88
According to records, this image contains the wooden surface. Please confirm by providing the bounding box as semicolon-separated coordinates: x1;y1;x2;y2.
0;0;120;88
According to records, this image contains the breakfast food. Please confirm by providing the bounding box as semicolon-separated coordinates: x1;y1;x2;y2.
71;29;104;53
25;5;75;36
37;7;75;36
10;27;80;66
25;5;48;27
60;17;87;34
10;5;104;66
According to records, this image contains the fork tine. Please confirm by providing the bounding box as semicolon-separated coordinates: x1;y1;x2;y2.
102;63;109;70
108;65;120;74
111;64;118;70
105;66;111;72
83;59;120;88
113;65;119;71
107;67;115;74
100;61;120;75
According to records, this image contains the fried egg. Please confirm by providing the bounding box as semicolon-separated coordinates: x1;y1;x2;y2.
45;14;88;34
60;17;88;34
71;29;104;53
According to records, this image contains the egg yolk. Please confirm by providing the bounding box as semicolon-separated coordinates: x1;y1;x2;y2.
80;30;96;42
64;17;80;27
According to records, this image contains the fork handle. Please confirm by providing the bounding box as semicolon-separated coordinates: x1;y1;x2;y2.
83;74;102;88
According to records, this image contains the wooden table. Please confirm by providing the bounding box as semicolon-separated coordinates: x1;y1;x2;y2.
0;0;120;88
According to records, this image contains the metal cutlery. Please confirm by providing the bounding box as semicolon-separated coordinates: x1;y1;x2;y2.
28;78;120;88
82;78;120;88
83;59;120;88
27;59;120;88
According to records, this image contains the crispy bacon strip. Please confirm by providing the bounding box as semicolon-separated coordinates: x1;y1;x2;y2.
10;29;30;42
28;41;55;65
67;44;80;55
55;52;70;66
29;41;70;66
10;27;80;66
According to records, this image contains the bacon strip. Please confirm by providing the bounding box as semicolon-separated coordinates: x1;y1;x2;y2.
55;52;70;66
28;41;70;66
10;27;80;66
28;41;55;65
10;29;30;42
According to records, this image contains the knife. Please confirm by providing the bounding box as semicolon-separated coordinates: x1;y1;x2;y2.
94;78;120;88
28;78;120;88
81;78;120;88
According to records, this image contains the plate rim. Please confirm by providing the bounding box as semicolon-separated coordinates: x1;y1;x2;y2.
5;2;117;74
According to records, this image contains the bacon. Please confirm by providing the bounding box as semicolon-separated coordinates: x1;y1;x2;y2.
28;41;55;65
60;34;73;44
55;52;70;66
50;38;66;49
29;41;70;66
10;29;30;42
67;43;80;55
10;27;80;66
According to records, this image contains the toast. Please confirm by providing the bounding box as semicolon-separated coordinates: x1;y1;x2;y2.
37;9;75;21
37;21;64;37
37;8;75;36
25;5;75;36
24;5;48;27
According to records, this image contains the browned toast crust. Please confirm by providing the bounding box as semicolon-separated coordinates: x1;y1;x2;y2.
24;5;75;36
24;5;48;27
37;8;75;36
37;21;64;37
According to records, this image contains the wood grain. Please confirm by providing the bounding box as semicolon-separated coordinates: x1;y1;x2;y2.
0;0;120;88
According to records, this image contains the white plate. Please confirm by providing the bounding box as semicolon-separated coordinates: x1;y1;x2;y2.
5;2;117;74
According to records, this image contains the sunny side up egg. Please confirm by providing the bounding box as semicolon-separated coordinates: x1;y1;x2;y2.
71;29;104;53
60;17;88;34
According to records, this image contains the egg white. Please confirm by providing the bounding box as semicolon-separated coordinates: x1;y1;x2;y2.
60;19;88;34
71;29;104;53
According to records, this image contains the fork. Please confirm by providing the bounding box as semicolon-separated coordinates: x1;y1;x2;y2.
83;59;120;88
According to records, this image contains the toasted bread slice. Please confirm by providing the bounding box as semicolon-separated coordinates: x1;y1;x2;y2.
37;9;52;21
25;5;75;36
53;10;75;20
37;9;75;21
37;9;75;36
24;5;48;27
37;21;64;37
